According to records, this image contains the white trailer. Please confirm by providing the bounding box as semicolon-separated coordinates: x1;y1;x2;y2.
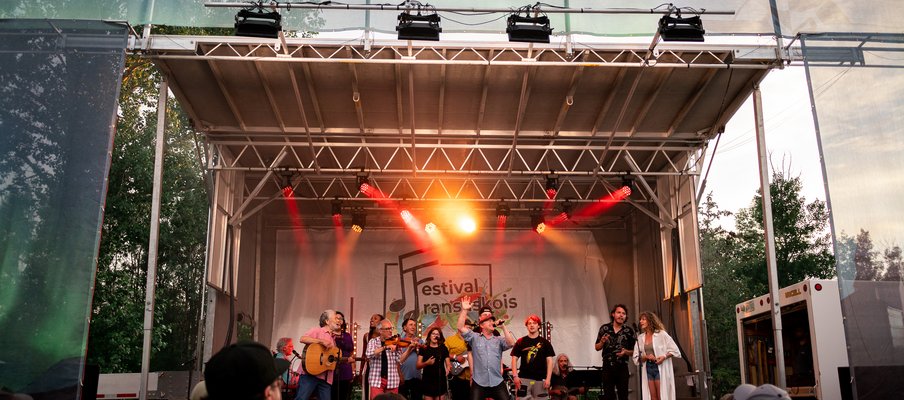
735;279;850;399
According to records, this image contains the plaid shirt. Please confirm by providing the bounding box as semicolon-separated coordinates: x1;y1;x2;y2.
366;337;403;389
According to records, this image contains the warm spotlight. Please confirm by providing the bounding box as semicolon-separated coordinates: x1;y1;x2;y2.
457;216;477;234
425;222;437;233
400;209;414;223
545;173;558;199
530;209;545;233
351;208;366;232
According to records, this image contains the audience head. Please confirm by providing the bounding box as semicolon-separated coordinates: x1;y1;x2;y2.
732;383;790;400
204;341;289;400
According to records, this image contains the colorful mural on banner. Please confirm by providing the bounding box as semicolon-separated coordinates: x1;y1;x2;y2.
274;229;611;367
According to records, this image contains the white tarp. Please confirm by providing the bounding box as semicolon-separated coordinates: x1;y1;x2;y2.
273;229;612;367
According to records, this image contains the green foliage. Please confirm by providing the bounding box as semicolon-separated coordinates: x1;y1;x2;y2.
87;54;209;373
700;172;836;398
834;229;903;282
732;173;835;296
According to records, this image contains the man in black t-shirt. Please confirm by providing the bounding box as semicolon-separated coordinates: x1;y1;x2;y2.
511;315;555;400
594;304;635;400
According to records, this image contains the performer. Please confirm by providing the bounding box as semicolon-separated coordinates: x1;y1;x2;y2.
399;318;424;400
361;313;385;400
366;319;416;399
332;311;355;400
457;296;516;400
417;327;452;400
595;304;636;400
297;310;341;400
632;311;681;400
511;315;555;400
275;337;298;388
549;354;584;400
445;320;474;400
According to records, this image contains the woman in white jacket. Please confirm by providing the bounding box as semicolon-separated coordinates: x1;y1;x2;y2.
632;312;681;400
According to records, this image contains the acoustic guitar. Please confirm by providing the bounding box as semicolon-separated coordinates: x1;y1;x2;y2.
301;343;341;376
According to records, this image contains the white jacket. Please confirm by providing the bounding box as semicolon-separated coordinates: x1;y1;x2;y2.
632;330;682;400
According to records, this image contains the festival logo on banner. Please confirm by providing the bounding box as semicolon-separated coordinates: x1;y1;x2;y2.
382;248;519;333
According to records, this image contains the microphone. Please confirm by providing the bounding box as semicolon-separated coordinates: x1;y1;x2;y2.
494;319;507;327
293;350;302;359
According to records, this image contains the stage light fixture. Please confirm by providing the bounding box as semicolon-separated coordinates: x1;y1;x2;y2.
280;169;294;197
506;12;553;43
397;10;442;41
425;222;437;233
234;6;282;39
530;209;545;233
545;173;559;199
557;199;573;221
351;208;367;232
357;173;373;196
658;10;705;42
496;202;510;225
400;209;414;223
621;174;636;197
331;198;343;218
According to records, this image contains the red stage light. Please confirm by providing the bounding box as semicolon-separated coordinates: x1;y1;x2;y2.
546;188;557;199
618;185;631;198
282;185;293;197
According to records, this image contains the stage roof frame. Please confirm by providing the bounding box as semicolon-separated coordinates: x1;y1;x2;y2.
138;34;783;224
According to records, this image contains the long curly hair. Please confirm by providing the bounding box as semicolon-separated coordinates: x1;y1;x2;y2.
638;311;665;333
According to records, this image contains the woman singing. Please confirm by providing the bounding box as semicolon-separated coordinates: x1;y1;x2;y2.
416;327;452;400
632;311;681;400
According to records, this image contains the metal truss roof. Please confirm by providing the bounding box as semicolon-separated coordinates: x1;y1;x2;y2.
142;35;779;226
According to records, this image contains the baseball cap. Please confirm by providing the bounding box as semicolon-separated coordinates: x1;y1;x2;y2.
478;305;493;315
733;384;790;400
204;341;290;400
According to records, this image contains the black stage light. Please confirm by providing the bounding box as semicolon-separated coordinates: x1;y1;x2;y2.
234;8;282;39
658;13;705;42
621;174;636;196
507;14;553;43
331;198;343;218
397;12;442;41
530;209;546;233
351;208;367;232
545;173;559;199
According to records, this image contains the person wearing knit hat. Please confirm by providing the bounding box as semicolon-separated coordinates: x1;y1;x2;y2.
204;341;290;400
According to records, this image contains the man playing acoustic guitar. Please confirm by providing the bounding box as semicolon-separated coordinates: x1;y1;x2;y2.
296;309;341;400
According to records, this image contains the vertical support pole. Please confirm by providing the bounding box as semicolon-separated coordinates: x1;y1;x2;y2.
139;78;168;400
753;86;787;388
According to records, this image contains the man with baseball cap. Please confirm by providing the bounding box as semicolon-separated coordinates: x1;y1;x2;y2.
204;341;290;400
457;296;516;400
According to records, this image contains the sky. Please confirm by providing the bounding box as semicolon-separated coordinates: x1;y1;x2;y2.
700;66;827;229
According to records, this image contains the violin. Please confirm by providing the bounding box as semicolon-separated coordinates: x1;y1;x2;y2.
384;335;424;349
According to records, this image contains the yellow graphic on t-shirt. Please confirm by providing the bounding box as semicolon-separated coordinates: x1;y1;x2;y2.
525;343;542;364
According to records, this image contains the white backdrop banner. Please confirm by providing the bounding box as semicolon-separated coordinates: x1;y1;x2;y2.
273;229;612;367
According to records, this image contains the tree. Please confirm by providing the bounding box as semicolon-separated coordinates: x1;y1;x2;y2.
732;172;835;296
698;193;747;397
883;246;903;281
87;52;209;372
